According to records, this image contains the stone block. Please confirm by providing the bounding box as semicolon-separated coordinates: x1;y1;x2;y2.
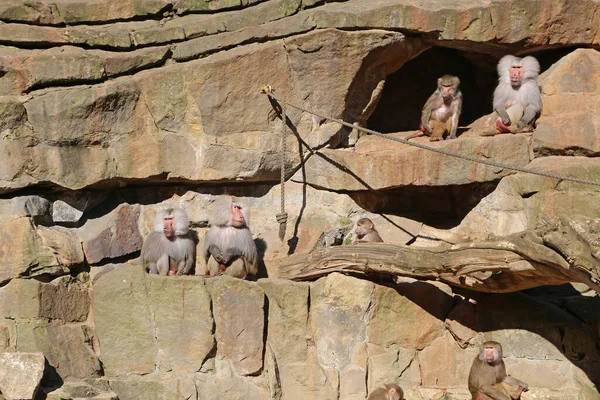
418;331;477;388
0;279;40;318
79;204;143;265
208;276;265;376
310;273;373;370
110;374;196;400
445;300;479;348
368;281;452;350
14;321;37;353
24;77;140;143
92;264;155;376
340;367;367;400
147;275;214;374
55;0;170;24
36;226;85;269
134;66;186;134
258;279;309;364
104;46;170;76
45;379;117;400
534;49;600;155
279;361;339;400
22;46;105;91
0;352;45;400
52;200;84;223
0;219;57;284
367;344;420;392
0;97;28;137
506;358;574;391
69;25;133;48
39;280;90;322
195;373;269;400
33;321;101;379
11;196;51;220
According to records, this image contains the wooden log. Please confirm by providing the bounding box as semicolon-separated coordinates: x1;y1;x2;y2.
278;226;600;294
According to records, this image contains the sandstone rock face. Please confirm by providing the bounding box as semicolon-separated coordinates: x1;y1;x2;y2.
33;321;101;379
208;276;265;376
0;278;99;380
0;218;62;283
78;204;143;265
310;273;372;370
258;279;310;364
368;280;455;351
92;264;158;376
89;272;600;398
534;49;600;156
0;0;599;398
0;352;45;400
0;1;597;193
452;156;600;241
297;134;532;191
148;275;214;374
0;268;597;399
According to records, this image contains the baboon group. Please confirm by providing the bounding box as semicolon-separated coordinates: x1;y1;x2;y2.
141;53;542;278
407;54;542;141
368;55;536;400
369;341;527;399
141;196;257;279
139;54;537;400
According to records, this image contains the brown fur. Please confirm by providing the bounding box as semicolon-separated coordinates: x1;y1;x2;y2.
468;341;528;400
354;217;384;244
407;75;462;141
367;383;403;400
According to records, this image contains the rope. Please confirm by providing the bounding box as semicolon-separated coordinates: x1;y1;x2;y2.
261;86;288;240
261;89;600;188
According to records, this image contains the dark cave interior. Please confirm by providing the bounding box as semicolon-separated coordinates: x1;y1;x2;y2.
366;45;586;135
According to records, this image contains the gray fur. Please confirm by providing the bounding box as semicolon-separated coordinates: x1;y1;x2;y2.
141;208;196;275
493;55;542;129
203;197;258;278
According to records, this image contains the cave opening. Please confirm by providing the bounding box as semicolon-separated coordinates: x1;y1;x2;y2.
367;46;498;134
354;45;590;228
365;45;588;135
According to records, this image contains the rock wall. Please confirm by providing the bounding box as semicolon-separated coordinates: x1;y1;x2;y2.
0;0;599;399
0;267;599;400
1;0;599;194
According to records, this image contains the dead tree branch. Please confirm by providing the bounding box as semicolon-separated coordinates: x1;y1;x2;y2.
278;215;600;294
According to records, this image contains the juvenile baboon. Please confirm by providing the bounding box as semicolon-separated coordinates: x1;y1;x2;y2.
367;383;404;400
353;218;384;244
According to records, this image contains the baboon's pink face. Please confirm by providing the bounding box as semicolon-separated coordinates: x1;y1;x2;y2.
484;346;498;363
163;215;176;238
441;84;454;98
509;65;524;87
230;203;245;228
